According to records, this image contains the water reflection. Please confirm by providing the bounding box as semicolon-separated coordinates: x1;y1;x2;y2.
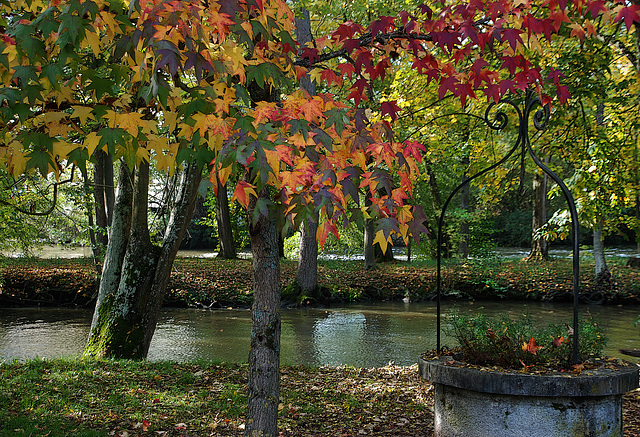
0;302;638;366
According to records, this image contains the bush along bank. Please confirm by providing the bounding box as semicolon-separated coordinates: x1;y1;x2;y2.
0;256;639;308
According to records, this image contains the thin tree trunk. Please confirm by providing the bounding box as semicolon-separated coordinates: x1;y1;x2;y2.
93;150;109;251
216;176;236;259
82;172;101;270
526;163;549;261
245;191;281;437
85;161;201;359
593;217;611;284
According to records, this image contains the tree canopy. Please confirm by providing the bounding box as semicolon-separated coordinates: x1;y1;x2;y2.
1;0;635;251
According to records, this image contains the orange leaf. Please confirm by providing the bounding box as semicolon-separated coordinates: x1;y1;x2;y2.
552;336;568;347
231;181;257;209
522;337;543;355
317;220;339;248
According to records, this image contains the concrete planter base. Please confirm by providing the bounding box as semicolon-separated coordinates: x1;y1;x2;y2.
419;356;639;437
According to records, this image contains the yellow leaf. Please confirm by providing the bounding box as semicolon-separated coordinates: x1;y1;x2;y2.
53;140;75;159
373;230;391;254
105;111;145;136
163;111;178;134
47;121;74;137
43;112;67;124
7;141;26;175
71;106;95;125
83;132;101;157
83;30;102;58
216;165;233;188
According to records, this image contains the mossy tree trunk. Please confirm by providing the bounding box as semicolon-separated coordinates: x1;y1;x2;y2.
84;160;201;359
245;191;281;437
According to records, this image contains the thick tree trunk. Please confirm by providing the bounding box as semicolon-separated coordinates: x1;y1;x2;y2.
593;218;611;284
297;218;319;295
245;192;281;437
375;243;394;262
84;161;201;359
526;165;549;261
216;177;236;259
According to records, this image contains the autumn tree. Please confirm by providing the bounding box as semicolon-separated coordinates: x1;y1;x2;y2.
0;0;636;435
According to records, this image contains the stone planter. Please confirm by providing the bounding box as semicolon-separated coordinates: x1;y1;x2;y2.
419;356;639;437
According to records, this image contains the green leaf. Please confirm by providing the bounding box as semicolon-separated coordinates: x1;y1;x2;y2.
98;127;128;157
233;115;256;134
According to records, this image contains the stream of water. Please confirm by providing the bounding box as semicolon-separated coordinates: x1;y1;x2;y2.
1;302;638;367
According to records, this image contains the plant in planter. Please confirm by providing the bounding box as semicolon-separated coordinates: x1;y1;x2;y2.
419;312;639;437
446;312;607;372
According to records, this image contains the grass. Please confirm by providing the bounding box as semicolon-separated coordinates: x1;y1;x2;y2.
0;358;434;436
1;358;639;436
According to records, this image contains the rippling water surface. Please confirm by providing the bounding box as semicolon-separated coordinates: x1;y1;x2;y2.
1;302;638;367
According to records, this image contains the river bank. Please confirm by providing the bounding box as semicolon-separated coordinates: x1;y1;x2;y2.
0;359;638;437
1;256;639;309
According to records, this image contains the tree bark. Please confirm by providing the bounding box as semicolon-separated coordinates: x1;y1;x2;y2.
84;160;201;359
216;176;236;259
364;196;376;270
245;191;281;437
526;164;549;261
593;217;611;284
93;150;109;251
297;218;319;294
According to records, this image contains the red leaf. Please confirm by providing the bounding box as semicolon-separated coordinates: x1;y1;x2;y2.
380;100;402;122
317;220;339;247
320;69;341;87
369;16;396;39
433;31;460;53
614;5;640;31
341;38;361;54
501;28;523;51
438;76;458;100
337;63;356;80
300;47;320;65
347;78;370;106
331;21;364;42
556;84;571;104
585;0;607;19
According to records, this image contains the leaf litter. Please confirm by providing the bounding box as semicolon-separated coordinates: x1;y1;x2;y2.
1;359;639;436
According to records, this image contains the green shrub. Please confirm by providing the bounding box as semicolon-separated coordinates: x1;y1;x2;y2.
447;311;607;370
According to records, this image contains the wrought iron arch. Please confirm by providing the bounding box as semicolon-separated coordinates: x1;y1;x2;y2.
435;90;581;365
